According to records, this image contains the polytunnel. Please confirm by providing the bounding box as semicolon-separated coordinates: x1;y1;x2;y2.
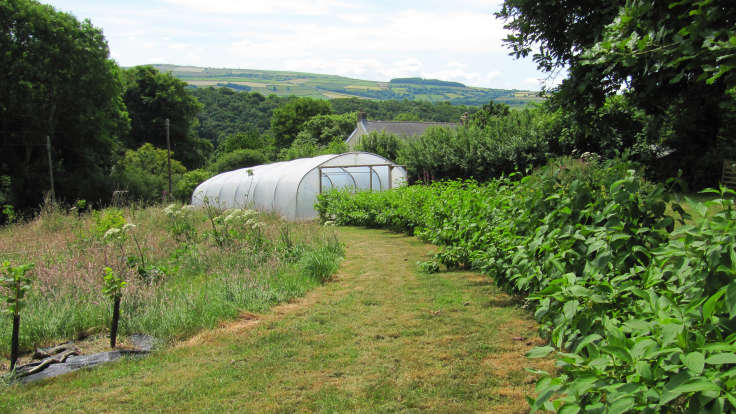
191;152;407;220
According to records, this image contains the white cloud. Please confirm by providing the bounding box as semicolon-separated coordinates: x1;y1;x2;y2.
160;0;358;16
41;0;549;89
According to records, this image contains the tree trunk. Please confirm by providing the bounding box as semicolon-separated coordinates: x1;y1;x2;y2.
110;296;121;348
10;314;20;371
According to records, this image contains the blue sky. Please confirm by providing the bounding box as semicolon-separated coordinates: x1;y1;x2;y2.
41;0;558;90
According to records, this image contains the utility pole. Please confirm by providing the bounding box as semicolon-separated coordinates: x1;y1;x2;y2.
165;118;171;200
46;135;55;204
46;102;57;204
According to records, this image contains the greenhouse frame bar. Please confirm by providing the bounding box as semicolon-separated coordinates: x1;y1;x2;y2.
192;152;407;220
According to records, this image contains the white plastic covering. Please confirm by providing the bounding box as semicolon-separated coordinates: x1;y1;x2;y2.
191;152;407;220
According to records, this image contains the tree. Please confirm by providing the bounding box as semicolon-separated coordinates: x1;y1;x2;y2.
112;143;186;201
209;149;267;174
0;0;129;209
497;0;736;187
122;66;212;169
174;169;214;201
213;130;274;161
298;113;356;145
356;131;404;162
190;87;286;145
467;101;511;129
270;97;331;148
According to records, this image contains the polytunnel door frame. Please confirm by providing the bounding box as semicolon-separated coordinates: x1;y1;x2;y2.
317;163;406;194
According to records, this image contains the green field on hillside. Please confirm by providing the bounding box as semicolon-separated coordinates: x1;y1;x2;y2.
153;64;543;107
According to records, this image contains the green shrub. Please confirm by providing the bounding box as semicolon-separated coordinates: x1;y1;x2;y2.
356;131;404;161
92;208;126;239
399;109;550;182
174;169;214;201
209;149;267;174
112;143;187;202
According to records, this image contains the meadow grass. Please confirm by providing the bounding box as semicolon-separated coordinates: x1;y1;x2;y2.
0;203;342;359
0;227;545;413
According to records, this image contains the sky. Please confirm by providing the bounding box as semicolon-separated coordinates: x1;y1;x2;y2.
41;0;557;90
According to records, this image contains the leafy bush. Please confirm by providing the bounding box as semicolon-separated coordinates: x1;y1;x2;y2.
174;169;214;201
209;149;267;174
317;158;736;412
111;143;187;201
400;109;550;182
92;208;126;239
356;131;404;162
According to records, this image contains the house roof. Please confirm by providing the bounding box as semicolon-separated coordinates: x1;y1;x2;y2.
346;120;458;144
361;120;457;136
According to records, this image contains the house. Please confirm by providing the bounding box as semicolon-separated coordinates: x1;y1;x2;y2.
345;112;458;149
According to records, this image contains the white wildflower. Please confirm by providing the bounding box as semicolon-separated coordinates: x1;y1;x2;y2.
104;227;121;239
163;203;177;216
122;223;136;232
323;221;335;226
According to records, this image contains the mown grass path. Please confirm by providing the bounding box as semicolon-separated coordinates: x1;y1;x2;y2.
1;227;544;413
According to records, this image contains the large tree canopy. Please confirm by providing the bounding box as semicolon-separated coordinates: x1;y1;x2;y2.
498;0;736;187
0;0;129;208
270;97;331;148
122;66;211;169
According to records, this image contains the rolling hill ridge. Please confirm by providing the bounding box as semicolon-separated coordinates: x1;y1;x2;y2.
153;64;543;107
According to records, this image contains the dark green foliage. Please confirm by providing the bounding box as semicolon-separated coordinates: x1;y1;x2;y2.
122;66;211;169
209;149;267;174
543;94;657;159
497;0;736;188
355;131;404;162
217;131;272;154
330;98;476;123
318;159;736;412
111;143;187;202
270;97;332;148
190;87;286;144
0;0;129;210
467;101;510;128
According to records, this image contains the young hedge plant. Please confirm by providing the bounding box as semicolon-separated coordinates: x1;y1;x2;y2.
102;267;126;348
0;261;34;371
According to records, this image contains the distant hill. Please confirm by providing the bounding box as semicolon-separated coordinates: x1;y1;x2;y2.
152;64;543;107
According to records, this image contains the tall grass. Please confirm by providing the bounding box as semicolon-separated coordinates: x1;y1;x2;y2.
0;204;343;355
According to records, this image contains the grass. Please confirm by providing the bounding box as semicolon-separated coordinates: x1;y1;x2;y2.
667;191;732;230
0;203;342;360
0;227;548;413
